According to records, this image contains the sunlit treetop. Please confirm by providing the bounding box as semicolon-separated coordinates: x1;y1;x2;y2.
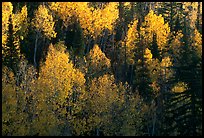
49;2;80;27
144;48;153;62
160;56;172;68
87;44;111;74
12;5;28;36
78;2;119;39
183;2;198;28
11;5;28;59
124;19;139;65
2;2;13;35
140;10;170;52
192;29;202;57
39;44;85;104
124;2;131;9
92;2;119;37
49;2;118;39
32;5;57;39
2;2;13;54
171;81;188;93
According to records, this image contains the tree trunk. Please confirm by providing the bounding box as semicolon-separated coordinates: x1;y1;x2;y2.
191;90;196;135
119;2;124;21
130;65;134;85
123;26;128;83
170;2;173;31
96;128;99;136
34;33;39;68
196;2;200;31
86;36;91;54
152;106;156;136
130;2;135;20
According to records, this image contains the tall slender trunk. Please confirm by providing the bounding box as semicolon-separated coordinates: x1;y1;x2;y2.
102;30;108;52
170;2;173;31
131;2;135;20
86;36;91;54
191;90;196;135
34;33;39;68
152;108;156;136
73;55;76;67
100;31;105;52
123;26;128;83
196;2;200;31
93;31;97;45
112;31;114;53
96;128;99;136
130;65;133;85
119;2;124;21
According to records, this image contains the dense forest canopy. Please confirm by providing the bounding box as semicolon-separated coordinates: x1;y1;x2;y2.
2;2;202;136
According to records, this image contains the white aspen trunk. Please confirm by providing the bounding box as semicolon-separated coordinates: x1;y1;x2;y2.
96;128;99;136
152;106;156;136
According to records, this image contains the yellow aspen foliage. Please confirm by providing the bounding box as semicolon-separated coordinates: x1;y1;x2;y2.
69;74;123;136
74;2;93;34
183;2;198;28
86;44;111;75
124;19;139;64
32;5;57;39
144;48;153;62
171;82;188;93
2;2;13;57
39;44;85;105
169;30;184;68
143;48;160;95
146;55;173;95
160;56;172;68
31;80;61;136
141;10;170;52
34;43;86;135
11;5;28;59
49;2;90;29
31;109;60;136
39;44;72;102
102;89;148;136
146;57;160;92
145;55;173;96
50;2;118;39
160;56;173;80
124;2;131;9
49;2;79;27
119;94;148;136
87;75;119;133
90;2;119;38
2;66;29;136
90;75;118;111
84;2;119;38
192;29;202;57
12;5;28;37
170;31;183;56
